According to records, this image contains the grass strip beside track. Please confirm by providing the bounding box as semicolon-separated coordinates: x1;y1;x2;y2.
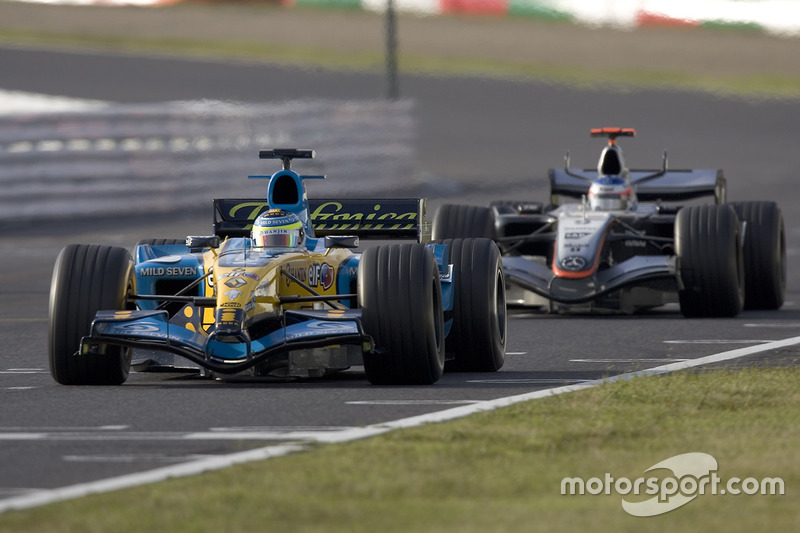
0;365;797;532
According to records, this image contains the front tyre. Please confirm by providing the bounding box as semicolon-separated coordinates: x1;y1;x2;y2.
358;244;445;385
436;238;506;372
675;205;744;317
731;201;786;310
49;244;135;385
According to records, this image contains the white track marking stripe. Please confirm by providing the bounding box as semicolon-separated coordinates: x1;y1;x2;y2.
663;340;774;344
1;334;799;513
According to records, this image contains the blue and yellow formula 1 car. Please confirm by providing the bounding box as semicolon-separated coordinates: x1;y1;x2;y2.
49;149;506;386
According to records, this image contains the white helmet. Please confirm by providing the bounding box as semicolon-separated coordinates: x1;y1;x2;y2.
588;176;634;211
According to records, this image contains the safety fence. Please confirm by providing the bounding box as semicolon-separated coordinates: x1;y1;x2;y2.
0;99;416;222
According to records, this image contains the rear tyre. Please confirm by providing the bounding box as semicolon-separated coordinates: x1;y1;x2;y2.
436;238;506;372
675;205;744;317
731;201;786;310
358;244;445;385
134;238;185;246
49;244;135;385
432;204;495;240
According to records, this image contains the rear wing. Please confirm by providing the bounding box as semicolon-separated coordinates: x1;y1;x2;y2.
214;198;426;240
549;168;726;205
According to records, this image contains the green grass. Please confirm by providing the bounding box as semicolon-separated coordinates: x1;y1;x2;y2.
2;28;800;98
1;365;797;532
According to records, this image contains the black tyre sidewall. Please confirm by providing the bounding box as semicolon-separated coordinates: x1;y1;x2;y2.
358;244;445;385
49;244;135;385
134;239;185;247
432;204;495;240
437;238;506;372
731;201;786;310
675;205;744;317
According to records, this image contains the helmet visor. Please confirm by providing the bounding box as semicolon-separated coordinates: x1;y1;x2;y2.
253;228;302;248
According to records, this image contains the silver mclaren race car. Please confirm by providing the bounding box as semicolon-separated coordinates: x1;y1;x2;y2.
433;127;786;317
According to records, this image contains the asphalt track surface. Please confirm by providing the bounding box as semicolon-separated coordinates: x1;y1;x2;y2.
1;42;799;507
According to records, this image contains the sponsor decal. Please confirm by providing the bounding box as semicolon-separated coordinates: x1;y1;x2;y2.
223;288;243;301
283;264;308;287
320;263;334;290
224;277;248;288
228;202;269;226
219;271;259;281
285;321;358;340
566;244;589;253
565;232;593;240
308;263;335;290
561;256;587;271
220;199;420;232
116;322;160;333
140;266;198;277
310;201;417;231
217;309;239;325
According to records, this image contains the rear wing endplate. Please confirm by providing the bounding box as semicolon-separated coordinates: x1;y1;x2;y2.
549;168;726;205
214;198;426;240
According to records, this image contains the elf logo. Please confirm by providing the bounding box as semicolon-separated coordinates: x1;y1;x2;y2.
308;263;334;290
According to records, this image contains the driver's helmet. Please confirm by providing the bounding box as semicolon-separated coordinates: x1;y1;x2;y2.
252;208;305;249
588;176;633;211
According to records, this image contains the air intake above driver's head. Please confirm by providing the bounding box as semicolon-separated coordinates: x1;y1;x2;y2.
599;146;623;176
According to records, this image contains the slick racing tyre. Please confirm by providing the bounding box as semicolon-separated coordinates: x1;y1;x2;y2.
358;244;445;385
434;238;506;372
675;205;744;317
49;244;135;385
731;201;786;310
432;204;495;240
134;238;185;246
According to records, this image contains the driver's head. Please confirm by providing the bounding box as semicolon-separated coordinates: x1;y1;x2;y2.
252;209;305;249
588;177;633;211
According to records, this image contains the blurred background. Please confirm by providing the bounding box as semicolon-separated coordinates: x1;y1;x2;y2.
0;0;798;226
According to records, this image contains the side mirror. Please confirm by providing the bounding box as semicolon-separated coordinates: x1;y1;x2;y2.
324;235;360;249
186;235;221;253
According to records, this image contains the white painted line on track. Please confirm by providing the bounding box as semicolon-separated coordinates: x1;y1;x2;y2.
570;358;690;363
2;334;799;514
0;444;306;513
209;426;355;433
744;323;800;328
345;400;482;405
663;340;774;344
0;426;128;432
63;454;217;464
466;378;589;384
